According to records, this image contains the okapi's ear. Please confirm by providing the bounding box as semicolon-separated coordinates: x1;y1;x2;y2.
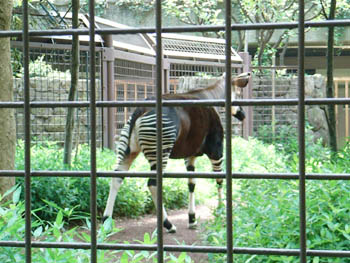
232;72;251;88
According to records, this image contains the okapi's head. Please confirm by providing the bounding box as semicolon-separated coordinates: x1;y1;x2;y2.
230;72;250;121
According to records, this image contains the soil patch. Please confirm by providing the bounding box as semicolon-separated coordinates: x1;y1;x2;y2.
109;204;214;262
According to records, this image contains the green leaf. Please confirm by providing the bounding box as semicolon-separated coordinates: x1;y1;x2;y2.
55;210;63;227
33;226;43;238
178;252;187;262
143;232;151;244
3;184;19;199
53;226;61;239
313;256;320;263
42;199;61;211
120;252;129;263
12;186;22;204
345;224;350;233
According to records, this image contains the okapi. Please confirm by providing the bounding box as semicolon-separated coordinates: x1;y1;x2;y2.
103;72;251;233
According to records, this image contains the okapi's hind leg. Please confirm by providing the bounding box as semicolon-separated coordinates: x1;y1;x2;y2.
185;157;197;229
138;113;178;233
102;124;141;221
102;152;140;221
144;146;177;233
147;158;177;233
147;174;177;234
210;157;224;207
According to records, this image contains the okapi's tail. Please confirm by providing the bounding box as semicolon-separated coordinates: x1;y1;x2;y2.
115;108;145;167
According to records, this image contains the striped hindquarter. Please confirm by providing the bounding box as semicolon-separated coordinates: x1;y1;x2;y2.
104;110;179;233
136;113;178;170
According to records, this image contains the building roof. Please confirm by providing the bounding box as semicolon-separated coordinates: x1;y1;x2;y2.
12;6;243;63
94;16;243;63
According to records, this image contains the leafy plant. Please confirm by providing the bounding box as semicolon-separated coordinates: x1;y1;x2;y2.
17;55;70;78
119;230;193;263
0;186;192;262
203;136;350;263
0;186;121;263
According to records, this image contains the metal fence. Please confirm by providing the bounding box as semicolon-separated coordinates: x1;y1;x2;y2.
1;1;350;263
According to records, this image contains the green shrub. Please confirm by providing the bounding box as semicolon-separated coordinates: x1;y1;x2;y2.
15;141;189;222
0;186;118;263
203;137;350;263
0;187;192;263
230;137;288;173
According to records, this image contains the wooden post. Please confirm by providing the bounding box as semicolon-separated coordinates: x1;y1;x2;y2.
239;52;253;139
102;35;116;150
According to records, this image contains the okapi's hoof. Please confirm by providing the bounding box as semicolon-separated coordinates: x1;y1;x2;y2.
102;215;110;223
167;225;177;234
164;218;176;233
188;221;198;229
188;213;197;229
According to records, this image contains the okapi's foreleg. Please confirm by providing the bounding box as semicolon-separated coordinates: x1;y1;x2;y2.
185;157;197;229
210;157;224;207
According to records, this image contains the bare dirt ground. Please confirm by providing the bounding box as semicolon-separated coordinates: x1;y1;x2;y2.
108;204;214;262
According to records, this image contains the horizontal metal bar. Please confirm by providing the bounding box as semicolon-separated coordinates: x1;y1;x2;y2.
1;241;350;257
1;19;350;38
2;170;350;180
2;98;350;109
10;41;103;52
251;65;299;69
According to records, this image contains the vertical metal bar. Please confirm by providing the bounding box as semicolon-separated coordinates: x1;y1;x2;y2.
335;81;339;138
23;1;32;262
88;0;97;262
272;55;276;141
124;83;127;123
102;56;109;148
155;0;164;262
298;1;307;262
345;81;349;139
225;0;233;262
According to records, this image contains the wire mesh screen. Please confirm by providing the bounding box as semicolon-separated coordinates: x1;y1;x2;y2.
252;69;299;143
163;37;226;56
11;42;103;146
114;58;156;135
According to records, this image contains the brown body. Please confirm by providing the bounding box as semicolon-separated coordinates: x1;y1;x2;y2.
163;95;224;160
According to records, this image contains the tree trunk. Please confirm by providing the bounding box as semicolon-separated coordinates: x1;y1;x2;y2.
0;0;16;199
63;0;80;166
326;0;337;152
